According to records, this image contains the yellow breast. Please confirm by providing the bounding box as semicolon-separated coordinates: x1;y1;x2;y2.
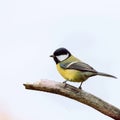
56;64;87;82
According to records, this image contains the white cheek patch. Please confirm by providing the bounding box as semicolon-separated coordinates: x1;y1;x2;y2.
56;54;69;61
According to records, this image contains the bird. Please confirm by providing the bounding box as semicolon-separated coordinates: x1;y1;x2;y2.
50;47;117;89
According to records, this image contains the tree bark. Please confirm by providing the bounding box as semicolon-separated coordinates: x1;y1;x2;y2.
23;80;120;120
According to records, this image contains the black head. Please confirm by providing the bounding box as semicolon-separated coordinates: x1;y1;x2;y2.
50;48;71;64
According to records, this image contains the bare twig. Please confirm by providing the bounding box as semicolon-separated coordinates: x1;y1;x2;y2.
23;80;120;120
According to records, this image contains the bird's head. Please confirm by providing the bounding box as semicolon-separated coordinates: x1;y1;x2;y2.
50;47;71;64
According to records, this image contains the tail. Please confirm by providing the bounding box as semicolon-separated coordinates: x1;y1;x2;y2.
97;72;117;79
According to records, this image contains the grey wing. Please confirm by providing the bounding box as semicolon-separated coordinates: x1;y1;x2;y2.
60;61;97;73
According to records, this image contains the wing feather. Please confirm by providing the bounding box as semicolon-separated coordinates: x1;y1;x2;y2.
60;61;97;73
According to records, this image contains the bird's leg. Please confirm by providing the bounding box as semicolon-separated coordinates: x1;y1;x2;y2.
63;80;67;88
79;82;83;89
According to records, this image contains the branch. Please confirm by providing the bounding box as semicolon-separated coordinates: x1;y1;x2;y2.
23;80;120;120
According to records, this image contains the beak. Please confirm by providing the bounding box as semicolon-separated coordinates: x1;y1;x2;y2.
50;55;54;57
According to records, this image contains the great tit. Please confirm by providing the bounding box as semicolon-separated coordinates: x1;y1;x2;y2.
50;47;117;89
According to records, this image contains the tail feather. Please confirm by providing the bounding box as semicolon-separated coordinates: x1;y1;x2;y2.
97;72;117;79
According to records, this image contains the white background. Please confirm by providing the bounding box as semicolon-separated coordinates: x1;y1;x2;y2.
0;0;120;120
